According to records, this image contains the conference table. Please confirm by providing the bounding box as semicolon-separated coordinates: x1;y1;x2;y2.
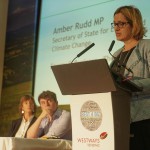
0;137;72;150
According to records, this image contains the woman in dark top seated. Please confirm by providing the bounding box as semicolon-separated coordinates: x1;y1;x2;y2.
8;95;37;138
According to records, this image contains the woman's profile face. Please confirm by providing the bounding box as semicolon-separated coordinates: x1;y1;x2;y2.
113;13;132;42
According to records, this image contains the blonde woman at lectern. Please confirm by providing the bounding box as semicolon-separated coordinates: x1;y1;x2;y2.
110;5;150;150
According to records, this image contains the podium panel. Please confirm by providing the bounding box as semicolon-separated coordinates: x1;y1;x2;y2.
70;93;114;150
51;59;116;95
51;59;131;150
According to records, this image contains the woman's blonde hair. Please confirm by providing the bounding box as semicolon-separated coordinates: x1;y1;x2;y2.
114;5;146;40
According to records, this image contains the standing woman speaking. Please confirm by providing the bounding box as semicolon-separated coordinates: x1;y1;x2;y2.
110;5;150;150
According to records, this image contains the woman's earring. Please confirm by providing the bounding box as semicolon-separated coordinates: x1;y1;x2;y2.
21;110;24;114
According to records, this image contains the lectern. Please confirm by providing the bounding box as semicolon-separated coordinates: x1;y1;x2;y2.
51;59;132;150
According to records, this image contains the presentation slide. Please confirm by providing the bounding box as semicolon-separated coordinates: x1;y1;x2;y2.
34;0;150;105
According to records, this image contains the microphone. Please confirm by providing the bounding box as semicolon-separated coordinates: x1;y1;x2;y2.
77;43;95;57
71;43;95;63
108;40;115;59
108;40;134;79
121;65;134;76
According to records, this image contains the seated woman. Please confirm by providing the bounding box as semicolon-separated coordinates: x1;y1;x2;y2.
8;95;37;138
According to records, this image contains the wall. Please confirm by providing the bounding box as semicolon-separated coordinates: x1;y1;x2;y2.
0;0;40;136
0;0;70;137
0;0;8;108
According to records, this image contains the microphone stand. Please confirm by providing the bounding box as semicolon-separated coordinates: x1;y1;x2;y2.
71;56;77;63
71;43;95;63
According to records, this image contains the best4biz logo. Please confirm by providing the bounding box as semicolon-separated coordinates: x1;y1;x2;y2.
80;100;102;131
80;100;108;140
